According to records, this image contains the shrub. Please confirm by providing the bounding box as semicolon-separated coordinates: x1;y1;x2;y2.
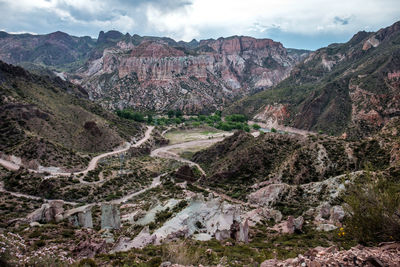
225;114;247;123
252;124;261;130
344;171;400;244
271;128;277;133
78;258;97;267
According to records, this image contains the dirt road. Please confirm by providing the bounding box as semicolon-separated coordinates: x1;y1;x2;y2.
0;126;154;181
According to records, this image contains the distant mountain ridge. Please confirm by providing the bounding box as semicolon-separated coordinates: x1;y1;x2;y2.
0;30;309;113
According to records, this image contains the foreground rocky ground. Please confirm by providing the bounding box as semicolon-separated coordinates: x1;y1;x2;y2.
0;124;399;266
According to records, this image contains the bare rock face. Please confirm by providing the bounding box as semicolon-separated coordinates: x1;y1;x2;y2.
112;226;155;252
73;36;305;113
112;194;249;251
248;183;290;206
68;207;93;228
101;203;121;230
28;200;64;223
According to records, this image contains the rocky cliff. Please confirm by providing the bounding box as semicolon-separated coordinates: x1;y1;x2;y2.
72;35;308;113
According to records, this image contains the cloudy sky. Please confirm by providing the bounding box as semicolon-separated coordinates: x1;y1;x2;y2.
0;0;399;50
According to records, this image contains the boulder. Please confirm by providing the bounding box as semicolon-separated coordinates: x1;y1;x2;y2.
316;224;337;232
319;203;331;220
248;184;290;206
330;205;345;223
101;203;121;230
238;218;249;243
271;216;303;234
68;207;93;228
293;216;304;232
28;200;65;223
112;226;155;252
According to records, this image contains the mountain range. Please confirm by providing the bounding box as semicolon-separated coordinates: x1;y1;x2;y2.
0;30;309;113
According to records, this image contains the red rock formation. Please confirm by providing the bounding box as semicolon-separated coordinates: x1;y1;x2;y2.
75;36;304;112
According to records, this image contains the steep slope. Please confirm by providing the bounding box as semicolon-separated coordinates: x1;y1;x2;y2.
226;21;400;137
0;61;143;171
71;34;309;113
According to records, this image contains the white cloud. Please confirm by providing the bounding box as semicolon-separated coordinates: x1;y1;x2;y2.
0;0;399;48
145;0;400;41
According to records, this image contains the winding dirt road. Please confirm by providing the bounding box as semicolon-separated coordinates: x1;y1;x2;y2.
150;138;226;175
0;126;154;181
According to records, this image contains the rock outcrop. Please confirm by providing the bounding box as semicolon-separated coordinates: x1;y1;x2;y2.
101;203;121;230
27;200;65;223
67;207;93;229
112;194;249;252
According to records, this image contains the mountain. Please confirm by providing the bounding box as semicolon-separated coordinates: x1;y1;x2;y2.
226;21;400;137
74;34;308;113
0;31;96;72
0;61;143;171
0;31;310;113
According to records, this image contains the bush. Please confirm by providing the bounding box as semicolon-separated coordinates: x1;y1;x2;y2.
116;109;145;122
271;128;277;133
344;171;400;244
225;114;247;123
78;258;97;267
252;124;261;130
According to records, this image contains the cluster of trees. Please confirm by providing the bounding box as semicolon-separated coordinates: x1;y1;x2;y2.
116;109;146;122
117;108;258;133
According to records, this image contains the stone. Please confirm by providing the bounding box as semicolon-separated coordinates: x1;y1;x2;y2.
319;202;331;220
293;216;304;232
68;207;93;228
262;208;283;222
101;203;121;230
28;200;65;223
238;218;249;243
74;230;107;258
248;183;290;206
29;222;42;227
316;224;338;232
112;226;155;252
330;205;345;223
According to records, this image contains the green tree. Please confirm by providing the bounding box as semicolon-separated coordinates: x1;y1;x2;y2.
147;114;153;124
167;110;175;118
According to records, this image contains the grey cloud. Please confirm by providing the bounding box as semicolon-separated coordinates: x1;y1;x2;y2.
334;16;351;25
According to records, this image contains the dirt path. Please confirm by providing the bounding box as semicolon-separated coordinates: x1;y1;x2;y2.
150;138;225;175
111;175;163;205
0;181;77;205
0;126;155;182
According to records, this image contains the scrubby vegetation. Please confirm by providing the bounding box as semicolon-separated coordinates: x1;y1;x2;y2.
344;169;400;244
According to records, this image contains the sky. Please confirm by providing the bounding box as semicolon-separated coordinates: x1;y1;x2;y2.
0;0;399;50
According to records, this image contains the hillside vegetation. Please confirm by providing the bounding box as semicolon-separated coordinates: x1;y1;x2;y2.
0;61;143;170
